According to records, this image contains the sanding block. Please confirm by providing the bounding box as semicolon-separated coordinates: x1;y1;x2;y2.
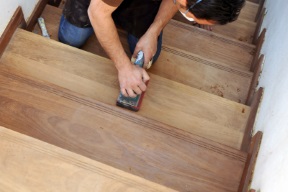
116;51;149;111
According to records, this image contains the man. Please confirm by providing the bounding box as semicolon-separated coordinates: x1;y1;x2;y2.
58;0;245;97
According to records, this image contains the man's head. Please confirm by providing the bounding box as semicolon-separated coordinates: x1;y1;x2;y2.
175;0;246;25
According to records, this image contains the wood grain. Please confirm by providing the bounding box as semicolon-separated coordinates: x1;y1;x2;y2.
1;28;251;149
0;126;176;192
163;20;255;71
251;29;266;72
240;1;259;21
0;69;247;192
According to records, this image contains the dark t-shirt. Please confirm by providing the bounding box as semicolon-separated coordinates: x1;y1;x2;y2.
63;0;162;38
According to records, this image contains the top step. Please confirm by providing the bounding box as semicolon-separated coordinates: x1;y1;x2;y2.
0;126;176;192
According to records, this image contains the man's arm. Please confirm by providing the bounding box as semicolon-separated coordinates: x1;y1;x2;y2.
88;0;149;98
132;0;178;67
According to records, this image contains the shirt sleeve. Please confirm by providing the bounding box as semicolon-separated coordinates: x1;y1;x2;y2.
102;0;123;7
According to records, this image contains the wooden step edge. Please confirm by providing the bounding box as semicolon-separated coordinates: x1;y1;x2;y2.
0;68;248;162
238;131;263;192
0;126;177;192
241;87;264;151
169;19;256;49
0;6;26;58
251;28;266;71
26;0;48;31
254;0;266;22
253;8;266;45
246;55;264;105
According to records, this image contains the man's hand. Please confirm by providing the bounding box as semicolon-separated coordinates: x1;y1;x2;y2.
118;63;150;98
132;32;158;69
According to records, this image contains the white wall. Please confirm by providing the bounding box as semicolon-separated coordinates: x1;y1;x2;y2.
251;0;288;191
0;0;39;36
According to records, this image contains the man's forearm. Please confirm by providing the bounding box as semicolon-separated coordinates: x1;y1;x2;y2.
146;0;178;37
88;0;130;70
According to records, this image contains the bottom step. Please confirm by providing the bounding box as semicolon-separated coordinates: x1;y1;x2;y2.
0;126;175;192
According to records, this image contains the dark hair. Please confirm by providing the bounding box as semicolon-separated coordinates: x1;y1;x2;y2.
187;0;246;25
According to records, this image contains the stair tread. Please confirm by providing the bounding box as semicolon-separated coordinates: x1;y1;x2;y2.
35;5;253;103
0;69;247;192
0;126;176;192
1;28;251;149
163;20;255;71
173;12;256;43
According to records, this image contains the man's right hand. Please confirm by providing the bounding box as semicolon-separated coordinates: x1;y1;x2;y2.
118;63;150;98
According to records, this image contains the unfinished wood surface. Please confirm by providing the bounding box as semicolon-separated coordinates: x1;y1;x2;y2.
240;1;259;21
163;20;255;71
151;45;253;103
0;69;247;192
1;28;251;149
173;14;256;43
0;126;176;192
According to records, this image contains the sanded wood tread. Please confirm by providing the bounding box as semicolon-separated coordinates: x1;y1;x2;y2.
163;20;255;71
0;126;176;192
0;69;247;192
173;13;256;43
152;45;253;103
1;28;251;149
35;5;253;103
240;1;259;21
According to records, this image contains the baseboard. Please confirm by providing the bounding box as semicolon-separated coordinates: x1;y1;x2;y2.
26;0;48;31
241;87;264;151
0;6;26;58
238;132;263;192
246;55;264;105
251;29;266;72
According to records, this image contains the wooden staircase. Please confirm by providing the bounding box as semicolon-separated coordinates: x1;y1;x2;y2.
0;1;265;191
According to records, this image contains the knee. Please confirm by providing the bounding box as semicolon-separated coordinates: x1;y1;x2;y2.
58;15;93;48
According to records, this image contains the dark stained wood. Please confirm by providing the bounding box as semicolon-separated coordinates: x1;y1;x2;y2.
253;8;266;45
246;55;264;105
241;88;264;151
251;29;266;72
238;132;263;192
0;69;247;192
26;0;49;31
0;6;26;58
255;0;266;22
